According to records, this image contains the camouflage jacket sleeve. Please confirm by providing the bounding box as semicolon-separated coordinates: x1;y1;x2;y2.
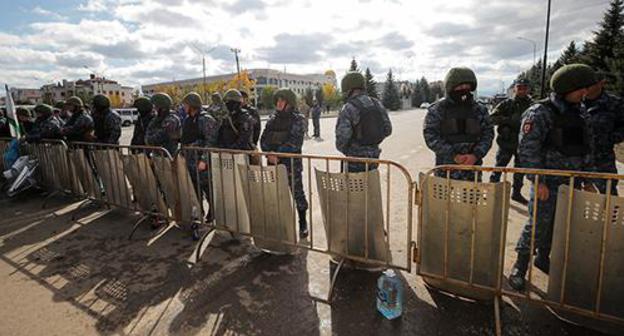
472;105;494;159
231;114;253;150
489;100;512;126
198;114;220;148
335;103;358;154
278;113;306;153
62;114;94;140
104;113;122;144
145;117;167;146
423;104;455;157
517;106;548;173
260;115;275;152
611;95;624;144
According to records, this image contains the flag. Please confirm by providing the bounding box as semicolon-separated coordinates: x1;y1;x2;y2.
5;84;21;139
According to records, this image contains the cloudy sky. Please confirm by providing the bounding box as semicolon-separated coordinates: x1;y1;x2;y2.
0;0;613;95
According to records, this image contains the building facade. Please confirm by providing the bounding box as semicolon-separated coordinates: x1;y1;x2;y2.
41;74;135;107
141;68;337;102
9;88;43;104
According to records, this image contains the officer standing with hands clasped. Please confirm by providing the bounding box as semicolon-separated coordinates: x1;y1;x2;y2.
261;88;309;238
489;78;533;204
145;92;181;156
509;64;597;291
423;67;494;181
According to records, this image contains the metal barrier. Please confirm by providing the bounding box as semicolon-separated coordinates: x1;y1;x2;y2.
28;140;82;197
417;165;624;335
180;146;415;301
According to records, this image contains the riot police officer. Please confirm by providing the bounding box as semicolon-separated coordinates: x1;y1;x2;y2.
25;104;62;142
423;67;494;181
336;71;392;172
145;92;181;156
60;96;94;143
241;90;261;147
509;64;597;291
585;72;624;195
489;78;533;204
260;88;309;238
92;94;121;144
216;89;254;150
130;97;154;147
180;92;220;221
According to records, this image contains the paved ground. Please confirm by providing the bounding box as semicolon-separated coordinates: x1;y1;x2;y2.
0;109;619;335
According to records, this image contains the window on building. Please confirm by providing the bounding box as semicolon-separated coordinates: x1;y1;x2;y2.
109;91;113;95
122;92;125;96
115;91;119;95
256;77;267;84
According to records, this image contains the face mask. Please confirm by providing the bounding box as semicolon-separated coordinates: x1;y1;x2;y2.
450;90;473;104
226;101;240;112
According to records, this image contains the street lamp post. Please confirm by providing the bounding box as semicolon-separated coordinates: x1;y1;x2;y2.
230;47;241;77
540;0;552;99
517;36;537;67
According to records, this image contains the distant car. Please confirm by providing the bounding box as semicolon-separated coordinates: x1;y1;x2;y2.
115;108;138;126
419;102;430;109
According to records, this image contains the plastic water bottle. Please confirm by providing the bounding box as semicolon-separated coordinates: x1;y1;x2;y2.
376;269;403;319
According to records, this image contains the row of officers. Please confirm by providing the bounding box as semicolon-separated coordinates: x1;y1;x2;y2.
423;64;623;292
8;64;620;293
7;75;393;241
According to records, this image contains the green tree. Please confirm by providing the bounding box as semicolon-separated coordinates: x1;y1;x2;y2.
583;0;624;72
552;41;583;73
382;69;401;111
349;58;360;72
261;86;277;110
364;68;378;99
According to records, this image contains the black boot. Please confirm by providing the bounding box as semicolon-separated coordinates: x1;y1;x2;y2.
534;249;550;274
511;189;529;205
298;209;308;239
509;253;530;291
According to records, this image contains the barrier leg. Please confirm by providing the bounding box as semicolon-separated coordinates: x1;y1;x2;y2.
41;190;60;209
312;257;346;305
128;214;151;240
195;227;216;262
494;294;502;336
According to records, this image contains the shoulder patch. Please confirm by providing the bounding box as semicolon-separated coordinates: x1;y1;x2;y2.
522;114;534;134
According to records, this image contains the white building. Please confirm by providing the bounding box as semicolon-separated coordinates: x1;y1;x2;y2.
41;74;135;107
142;68;337;102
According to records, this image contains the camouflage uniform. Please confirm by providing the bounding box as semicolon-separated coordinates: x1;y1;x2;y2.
423;97;494;181
489;95;533;187
515;93;594;258
145;112;181;156
61;110;94;143
261;106;308;212
26;114;62;142
93;109;122;144
216;110;254;150
335;93;392;172
131;112;154;147
585;91;624;195
244;104;262;147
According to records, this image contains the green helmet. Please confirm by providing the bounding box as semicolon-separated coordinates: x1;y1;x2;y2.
34;104;53;116
133;96;153;113
182;91;203;109
273;88;297;107
341;71;366;94
444;67;477;94
53;101;65;109
223;89;242;103
16;107;30;118
65;96;84;108
151;92;173;111
92;94;111;109
550;64;597;95
211;92;222;104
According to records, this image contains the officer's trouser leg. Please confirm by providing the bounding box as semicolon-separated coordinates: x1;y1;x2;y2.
313;118;320;137
512;153;525;191
490;148;513;183
515;183;559;257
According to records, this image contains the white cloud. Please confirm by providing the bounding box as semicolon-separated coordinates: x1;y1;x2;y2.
32;6;67;20
1;0;613;95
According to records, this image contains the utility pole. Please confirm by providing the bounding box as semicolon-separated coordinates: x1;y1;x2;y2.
540;0;552;99
190;43;215;103
230;48;241;76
